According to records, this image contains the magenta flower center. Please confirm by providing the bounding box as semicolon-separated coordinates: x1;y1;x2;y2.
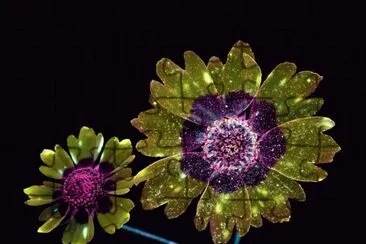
63;167;104;208
202;116;259;173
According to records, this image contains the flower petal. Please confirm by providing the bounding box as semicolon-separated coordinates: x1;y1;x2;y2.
100;138;133;168
39;145;73;176
181;120;206;153
207;57;225;94
62;217;94;244
247;170;305;224
195;186;251;243
266;117;341;182
131;105;183;157
107;177;134;195
67;127;104;164
135;155;206;219
249;99;278;135
38;210;65;233
180;153;214;183
222;41;261;95
24;185;55;206
257;63;323;123
97;197;134;234
151;51;217;121
39;166;63;179
38;204;62;221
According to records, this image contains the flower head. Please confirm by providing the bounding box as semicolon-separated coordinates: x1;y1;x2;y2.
132;41;341;243
24;127;135;243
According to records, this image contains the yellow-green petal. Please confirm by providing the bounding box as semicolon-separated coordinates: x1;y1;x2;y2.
257;63;324;123
248;170;305;224
39;165;62;179
62;218;94;244
195;186;251;243
38;211;65;233
67;127;104;164
24;185;54;196
24;185;55;206
100;137;132;168
272;117;341;181
97;197;133;234
135;156;206;219
222;41;261;95
131;105;183;157
151;51;217;120
40;145;73;175
38;204;60;221
207;56;225;94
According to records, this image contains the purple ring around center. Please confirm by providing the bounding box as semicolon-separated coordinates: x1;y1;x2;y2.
180;91;286;193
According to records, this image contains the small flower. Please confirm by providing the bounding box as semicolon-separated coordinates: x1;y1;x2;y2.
132;41;341;243
24;127;135;244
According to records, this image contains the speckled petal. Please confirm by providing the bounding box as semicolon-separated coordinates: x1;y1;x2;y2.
249;98;278;135
180;153;214;183
222;41;261;95
100;138;133;168
267;117;341;181
135;155;206;219
247;170;305;225
207;57;225;94
195;186;251;243
131;105;183;157
97;197;134;234
67;127;104;164
189;94;226;125
151;51;217;121
181;120;206;153
257;63;323;123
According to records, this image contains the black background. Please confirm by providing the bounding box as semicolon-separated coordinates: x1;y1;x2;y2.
3;0;364;243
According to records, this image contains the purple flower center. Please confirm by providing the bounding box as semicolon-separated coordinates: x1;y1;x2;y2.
202;116;259;174
63;167;104;208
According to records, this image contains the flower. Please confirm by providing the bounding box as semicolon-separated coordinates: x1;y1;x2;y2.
24;127;135;244
132;41;341;243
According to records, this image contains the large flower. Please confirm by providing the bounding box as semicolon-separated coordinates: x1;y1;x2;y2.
132;41;341;243
24;127;135;244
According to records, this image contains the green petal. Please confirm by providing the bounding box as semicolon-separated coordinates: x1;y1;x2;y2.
38;211;65;233
67;127;104;164
134;155;181;185
108;178;133;195
62;218;94;244
247;170;305;224
108;168;132;182
257;63;324;123
39;165;62;179
24;185;54;196
131;105;183;157
40;145;73;175
151;51;217;120
97;197;134;234
63;221;77;244
38;204;60;221
100;138;133;168
24;185;55;206
135;156;205;219
222;41;261;95
272;117;341;182
207;57;225;94
42;181;62;189
195;186;251;243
